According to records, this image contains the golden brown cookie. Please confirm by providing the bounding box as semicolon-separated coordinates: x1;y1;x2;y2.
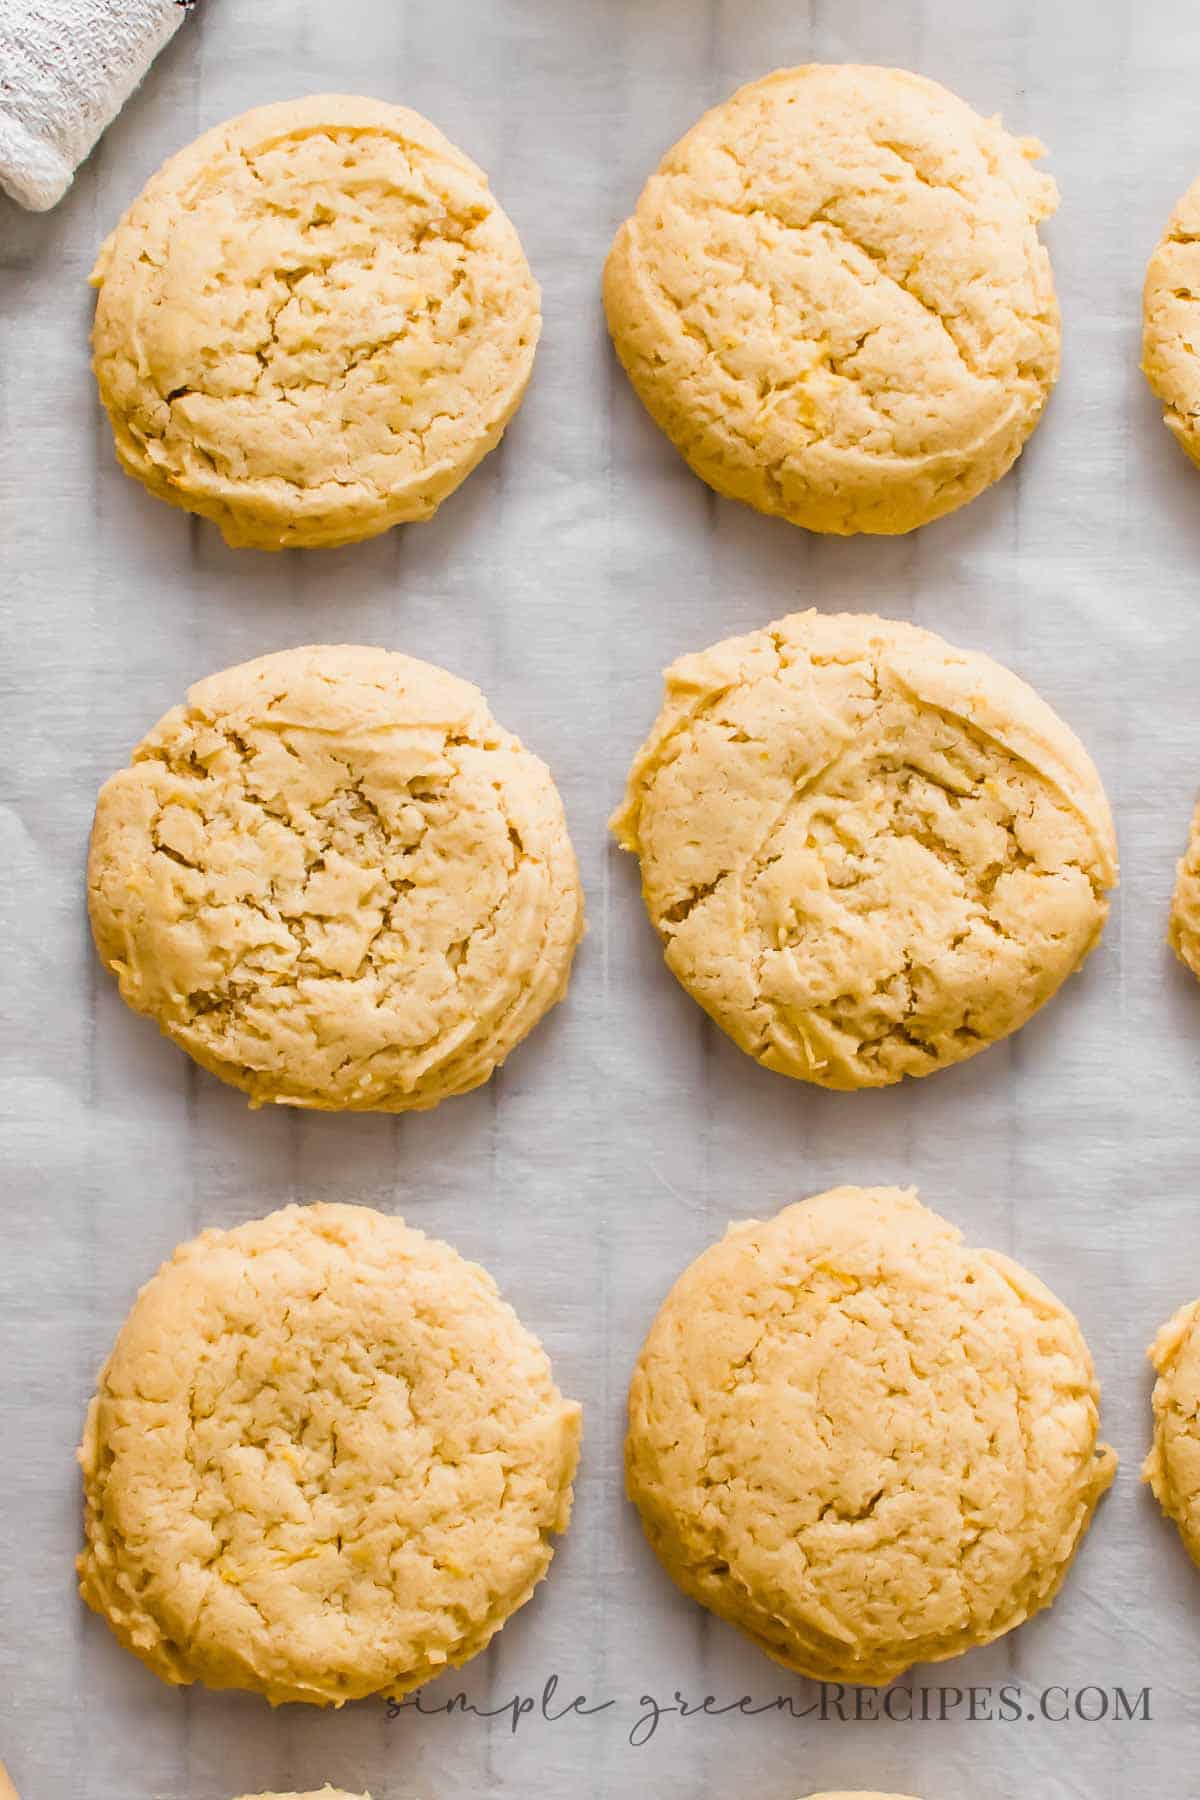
88;645;584;1111
1144;1297;1200;1565
604;64;1059;534
626;1186;1115;1685
91;95;539;549
1169;800;1200;979
79;1203;582;1705
612;610;1116;1089
1143;176;1200;469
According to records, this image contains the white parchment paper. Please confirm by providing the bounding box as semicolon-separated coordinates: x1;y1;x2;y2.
3;2;1200;1796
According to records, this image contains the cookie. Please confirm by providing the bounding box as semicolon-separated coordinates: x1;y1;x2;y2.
1144;1297;1200;1565
88;645;584;1112
91;95;539;549
1143;176;1200;470
626;1187;1115;1685
235;1792;366;1799
604;64;1059;535
612;610;1116;1090
1169;800;1200;980
78;1203;582;1705
804;1794;920;1799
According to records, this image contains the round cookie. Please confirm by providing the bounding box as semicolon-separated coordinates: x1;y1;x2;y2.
627;1187;1114;1686
78;1202;582;1705
88;645;584;1112
1143;176;1200;469
234;1792;367;1799
1169;800;1200;980
1144;1297;1200;1565
604;64;1059;535
91;95;540;550
612;610;1116;1090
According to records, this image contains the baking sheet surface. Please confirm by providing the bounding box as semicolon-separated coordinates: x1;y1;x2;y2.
3;2;1200;1796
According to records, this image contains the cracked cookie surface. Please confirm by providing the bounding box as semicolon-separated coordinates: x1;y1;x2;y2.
78;1203;582;1705
1143;175;1200;470
1169;800;1200;981
1144;1296;1200;1566
91;95;539;549
88;645;584;1112
604;63;1059;534
612;610;1116;1091
626;1186;1115;1686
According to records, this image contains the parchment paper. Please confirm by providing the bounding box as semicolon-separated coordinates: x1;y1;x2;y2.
3;2;1199;1795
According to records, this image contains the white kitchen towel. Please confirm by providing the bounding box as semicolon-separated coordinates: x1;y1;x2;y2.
0;0;188;210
